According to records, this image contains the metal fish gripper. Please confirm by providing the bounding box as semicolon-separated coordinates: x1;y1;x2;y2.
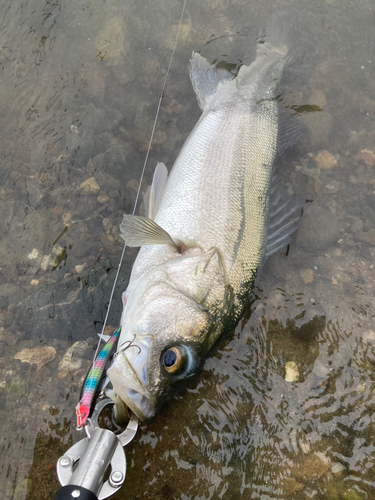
54;398;138;500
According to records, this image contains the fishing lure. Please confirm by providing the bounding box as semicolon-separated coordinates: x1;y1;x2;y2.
76;327;121;429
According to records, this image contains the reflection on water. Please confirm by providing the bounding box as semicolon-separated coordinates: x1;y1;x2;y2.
1;0;375;499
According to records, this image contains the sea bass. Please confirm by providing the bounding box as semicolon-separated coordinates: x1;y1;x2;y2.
107;32;303;420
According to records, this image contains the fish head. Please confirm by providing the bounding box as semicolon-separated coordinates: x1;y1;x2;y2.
107;247;228;420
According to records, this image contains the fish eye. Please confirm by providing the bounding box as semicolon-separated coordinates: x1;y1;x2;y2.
161;346;186;375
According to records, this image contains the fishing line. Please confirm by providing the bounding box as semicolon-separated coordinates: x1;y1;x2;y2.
88;0;188;385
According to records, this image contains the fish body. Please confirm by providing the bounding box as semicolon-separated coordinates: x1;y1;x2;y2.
107;33;302;420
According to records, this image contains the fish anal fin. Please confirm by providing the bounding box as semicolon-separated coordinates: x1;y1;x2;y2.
277;103;307;154
265;179;304;258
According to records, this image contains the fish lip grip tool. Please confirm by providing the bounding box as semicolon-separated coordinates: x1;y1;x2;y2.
54;398;138;500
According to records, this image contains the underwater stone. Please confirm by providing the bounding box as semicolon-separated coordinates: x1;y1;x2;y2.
58;341;89;379
80;177;100;194
293;452;330;480
355;228;375;246
314;150;338;170
285;361;299;382
331;463;346;476
97;193;109;204
296;205;340;251
282;477;303;493
14;346;56;373
300;268;314;284
360;148;375;168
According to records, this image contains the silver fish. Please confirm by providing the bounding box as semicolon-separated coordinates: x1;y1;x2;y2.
107;32;303;420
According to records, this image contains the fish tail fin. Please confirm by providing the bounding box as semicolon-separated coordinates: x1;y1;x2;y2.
189;52;234;111
237;12;302;94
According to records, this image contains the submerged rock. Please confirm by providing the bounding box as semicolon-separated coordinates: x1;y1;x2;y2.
300;268;314;284
80;177;100;194
57;340;89;379
360;148;375;168
13;346;56;372
285;361;299;382
293;452;330;480
314;150;338;170
296;205;340;251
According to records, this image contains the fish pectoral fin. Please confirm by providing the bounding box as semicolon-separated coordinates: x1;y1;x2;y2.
265;179;305;258
146;162;168;220
120;214;178;249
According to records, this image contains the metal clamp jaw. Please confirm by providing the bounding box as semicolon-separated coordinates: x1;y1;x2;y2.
54;399;138;500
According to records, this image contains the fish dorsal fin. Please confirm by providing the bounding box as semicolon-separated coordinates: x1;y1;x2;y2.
120;214;178;249
189;52;234;111
147;162;168;220
265;177;304;258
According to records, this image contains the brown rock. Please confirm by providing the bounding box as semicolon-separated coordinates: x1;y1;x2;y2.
356;228;375;246
300;268;314;284
101;234;117;253
153;130;167;145
14;346;56;372
285;361;299;382
360;148;375;168
294;452;330;480
282;477;303;494
80;177;100;194
58;341;89;379
314;150;338;170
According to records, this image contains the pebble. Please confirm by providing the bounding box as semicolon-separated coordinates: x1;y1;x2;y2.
102;218;113;234
285;361;299;382
360;148;375;168
97;194;109;204
101;234;117;253
331;463;345;476
28;249;39;259
30;279;39;286
153;130;167;145
75;263;87;274
363;330;375;342
300;268;314;284
323;180;341;194
314;150;338;170
356;379;366;394
80;177;100;194
0;381;6;388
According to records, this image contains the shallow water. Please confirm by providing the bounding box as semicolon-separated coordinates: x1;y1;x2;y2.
1;0;375;499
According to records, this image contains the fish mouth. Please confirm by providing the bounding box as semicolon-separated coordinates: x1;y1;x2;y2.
107;340;155;420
